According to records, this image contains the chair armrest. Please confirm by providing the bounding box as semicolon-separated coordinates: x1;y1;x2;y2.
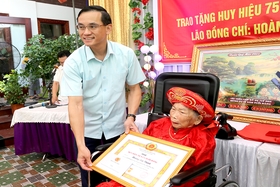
95;143;113;151
170;161;216;185
91;143;114;161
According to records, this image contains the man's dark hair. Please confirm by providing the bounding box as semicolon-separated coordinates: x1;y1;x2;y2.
57;50;71;58
77;5;112;25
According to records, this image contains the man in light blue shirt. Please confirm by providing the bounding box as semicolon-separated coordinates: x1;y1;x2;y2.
60;5;146;187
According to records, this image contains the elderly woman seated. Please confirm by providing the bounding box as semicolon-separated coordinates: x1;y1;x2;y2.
97;87;219;187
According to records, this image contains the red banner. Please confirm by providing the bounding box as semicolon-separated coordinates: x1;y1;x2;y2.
158;0;280;63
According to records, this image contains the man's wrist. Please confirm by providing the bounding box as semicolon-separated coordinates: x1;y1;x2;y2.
126;114;136;121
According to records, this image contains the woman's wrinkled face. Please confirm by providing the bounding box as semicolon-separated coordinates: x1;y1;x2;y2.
170;103;202;129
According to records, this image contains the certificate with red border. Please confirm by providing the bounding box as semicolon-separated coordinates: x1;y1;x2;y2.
91;131;195;187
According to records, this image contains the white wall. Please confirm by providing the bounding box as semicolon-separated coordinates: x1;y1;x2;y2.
0;0;81;72
1;0;190;72
0;0;81;36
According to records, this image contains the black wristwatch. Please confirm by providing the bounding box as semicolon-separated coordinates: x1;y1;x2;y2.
126;114;136;121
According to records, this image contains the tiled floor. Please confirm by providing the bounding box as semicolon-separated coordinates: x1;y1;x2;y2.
0;146;81;187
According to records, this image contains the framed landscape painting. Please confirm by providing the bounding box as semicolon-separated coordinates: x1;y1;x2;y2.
191;38;280;125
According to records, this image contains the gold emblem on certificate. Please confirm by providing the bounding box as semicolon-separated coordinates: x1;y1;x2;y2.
145;143;157;151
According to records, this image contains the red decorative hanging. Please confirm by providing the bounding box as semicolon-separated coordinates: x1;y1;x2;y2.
58;0;67;3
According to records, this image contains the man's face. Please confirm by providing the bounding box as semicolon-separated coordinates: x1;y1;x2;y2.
77;11;112;48
58;56;67;66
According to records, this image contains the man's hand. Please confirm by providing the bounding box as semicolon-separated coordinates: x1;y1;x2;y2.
77;145;93;171
124;117;139;134
51;95;59;105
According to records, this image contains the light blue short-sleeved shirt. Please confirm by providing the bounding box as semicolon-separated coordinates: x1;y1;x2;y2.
61;41;146;139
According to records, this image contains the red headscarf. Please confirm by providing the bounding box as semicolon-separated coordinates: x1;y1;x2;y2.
166;87;215;124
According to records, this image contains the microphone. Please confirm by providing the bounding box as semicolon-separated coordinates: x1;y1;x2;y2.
52;68;57;74
271;78;280;90
51;64;59;74
276;71;280;78
29;101;50;109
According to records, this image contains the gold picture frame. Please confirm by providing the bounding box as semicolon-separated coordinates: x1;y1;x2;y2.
92;131;194;187
191;38;280;125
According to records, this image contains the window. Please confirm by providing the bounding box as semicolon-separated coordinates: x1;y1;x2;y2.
37;18;69;39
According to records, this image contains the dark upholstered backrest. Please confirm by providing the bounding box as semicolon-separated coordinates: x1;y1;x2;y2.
152;72;220;115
